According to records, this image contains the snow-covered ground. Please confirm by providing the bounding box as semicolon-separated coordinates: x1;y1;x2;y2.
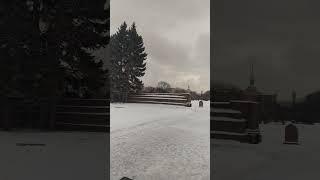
5;100;317;180
213;122;320;180
0;131;108;180
111;101;210;180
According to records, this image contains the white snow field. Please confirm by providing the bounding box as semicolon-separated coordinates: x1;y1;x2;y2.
0;131;108;180
111;101;210;180
213;122;320;180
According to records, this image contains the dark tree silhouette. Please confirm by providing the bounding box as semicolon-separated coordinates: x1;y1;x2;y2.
0;0;109;98
203;90;210;101
295;91;320;124
127;23;147;92
157;81;171;91
110;22;147;102
110;22;130;101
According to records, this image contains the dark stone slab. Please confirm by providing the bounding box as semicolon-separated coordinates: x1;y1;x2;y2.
284;123;299;144
199;100;203;107
120;177;133;180
16;143;46;146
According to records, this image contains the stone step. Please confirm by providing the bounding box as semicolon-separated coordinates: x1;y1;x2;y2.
211;109;243;119
133;94;186;98
211;102;231;109
56;112;109;125
136;93;189;96
58;98;109;106
211;130;261;144
55;122;109;132
127;100;188;106
211;131;248;141
128;97;187;103
212;116;246;122
211;118;247;133
56;105;109;113
130;95;186;100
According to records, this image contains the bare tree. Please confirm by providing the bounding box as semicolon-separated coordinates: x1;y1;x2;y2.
157;81;171;92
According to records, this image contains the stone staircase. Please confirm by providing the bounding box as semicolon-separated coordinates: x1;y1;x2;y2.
55;98;109;132
127;93;192;107
0;97;109;132
211;100;261;144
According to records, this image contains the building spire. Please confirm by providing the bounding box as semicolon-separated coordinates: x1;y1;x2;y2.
250;59;255;86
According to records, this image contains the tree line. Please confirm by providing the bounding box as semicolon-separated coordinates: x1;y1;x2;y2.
212;81;320;124
143;81;210;101
278;91;320;124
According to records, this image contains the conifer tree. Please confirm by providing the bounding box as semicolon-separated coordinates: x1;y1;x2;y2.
0;0;109;98
110;22;130;101
110;22;147;101
127;23;147;92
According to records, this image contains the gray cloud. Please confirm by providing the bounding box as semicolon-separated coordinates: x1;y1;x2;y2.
111;0;210;92
213;0;320;101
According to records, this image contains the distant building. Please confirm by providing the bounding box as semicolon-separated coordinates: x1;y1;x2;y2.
213;61;278;123
243;62;277;123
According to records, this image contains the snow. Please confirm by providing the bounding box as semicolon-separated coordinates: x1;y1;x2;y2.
134;94;186;98
111;100;210;180
213;123;320;180
2;99;318;180
138;93;188;95
0;131;108;180
130;96;186;100
127;101;187;106
61;98;109;101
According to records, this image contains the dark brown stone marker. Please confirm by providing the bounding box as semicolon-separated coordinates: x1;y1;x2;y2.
199;100;203;107
284;123;299;145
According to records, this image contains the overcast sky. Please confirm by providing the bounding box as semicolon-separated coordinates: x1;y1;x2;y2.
110;0;210;93
214;0;320;101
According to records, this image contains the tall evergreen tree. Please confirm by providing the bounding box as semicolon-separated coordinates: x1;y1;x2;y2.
127;23;147;92
110;22;147;102
110;22;130;101
0;0;109;98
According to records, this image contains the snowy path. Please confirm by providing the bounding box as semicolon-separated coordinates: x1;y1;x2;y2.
0;131;108;180
111;101;210;180
213;123;320;180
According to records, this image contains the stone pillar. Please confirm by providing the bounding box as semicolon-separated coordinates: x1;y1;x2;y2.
39;99;48;129
49;96;57;130
3;97;11;130
230;100;259;130
186;93;192;107
247;102;259;130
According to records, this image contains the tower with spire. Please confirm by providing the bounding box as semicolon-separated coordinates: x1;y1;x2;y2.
246;59;258;93
250;61;255;86
242;56;278;123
